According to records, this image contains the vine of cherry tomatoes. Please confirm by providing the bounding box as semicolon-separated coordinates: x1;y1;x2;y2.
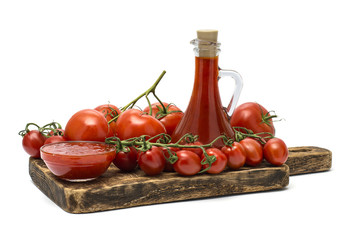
19;71;289;177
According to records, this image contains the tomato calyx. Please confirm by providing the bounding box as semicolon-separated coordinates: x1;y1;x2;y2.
153;103;183;120
103;105;120;120
259;104;278;127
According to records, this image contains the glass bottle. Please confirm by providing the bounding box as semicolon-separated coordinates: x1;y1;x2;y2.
172;30;243;148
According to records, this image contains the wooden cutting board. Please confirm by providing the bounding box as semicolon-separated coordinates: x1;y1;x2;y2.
287;146;332;175
29;146;331;214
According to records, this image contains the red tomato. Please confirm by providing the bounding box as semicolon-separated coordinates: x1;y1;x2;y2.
48;129;64;136
138;146;166;176
95;104;120;121
64;109;109;142
221;142;246;170
239;138;263;167
201;148;227;174
162;147;179;172
143;102;184;135
230;102;275;139
173;150;202;176
44;136;67;145
263;138;289;166
95;104;121;137
115;109;166;141
113;147;138;172
22;130;46;158
181;141;204;158
164;161;174;172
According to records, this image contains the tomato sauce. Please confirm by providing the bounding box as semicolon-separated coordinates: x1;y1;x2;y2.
172;56;234;148
40;141;116;181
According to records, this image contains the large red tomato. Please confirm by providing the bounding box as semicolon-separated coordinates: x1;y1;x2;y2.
230;102;275;138
143;102;184;135
95;104;121;137
115;109;166;140
64;109;109;141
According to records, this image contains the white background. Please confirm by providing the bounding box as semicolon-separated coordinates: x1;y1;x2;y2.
1;0;360;239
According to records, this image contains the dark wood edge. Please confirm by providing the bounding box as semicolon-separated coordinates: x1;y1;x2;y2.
29;158;289;213
287;146;332;175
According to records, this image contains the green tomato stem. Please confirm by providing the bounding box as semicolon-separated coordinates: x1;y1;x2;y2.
152;93;167;114
108;70;166;124
232;127;274;144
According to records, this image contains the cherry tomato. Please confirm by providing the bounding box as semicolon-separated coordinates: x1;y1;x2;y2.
48;129;64;136
95;104;121;137
138;146;165;176
201;148;227;174
22;130;46;158
221;142;246;170
164;161;174;172
182;141;204;158
115;109;166;141
44;136;67;145
239;138;263;167
113;147;138;172
162;147;179;172
173;150;202;176
263;138;289;166
230;102;275;139
64;109;109;142
143;102;184;135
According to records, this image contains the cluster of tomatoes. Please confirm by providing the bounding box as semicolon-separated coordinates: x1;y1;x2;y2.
20;101;288;177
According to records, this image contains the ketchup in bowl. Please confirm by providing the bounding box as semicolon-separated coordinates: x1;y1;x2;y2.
40;141;116;182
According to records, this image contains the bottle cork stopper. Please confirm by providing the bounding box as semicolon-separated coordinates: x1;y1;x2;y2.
197;29;218;42
195;29;219;57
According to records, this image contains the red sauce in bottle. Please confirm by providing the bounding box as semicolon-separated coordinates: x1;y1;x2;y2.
172;56;234;148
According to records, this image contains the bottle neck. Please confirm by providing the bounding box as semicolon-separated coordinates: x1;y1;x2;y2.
190;56;221;107
191;39;221;58
194;56;219;86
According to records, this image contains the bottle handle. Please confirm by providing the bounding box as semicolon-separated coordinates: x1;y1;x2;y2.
218;68;243;116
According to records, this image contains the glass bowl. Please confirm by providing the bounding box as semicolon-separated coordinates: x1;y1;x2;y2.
40;141;116;182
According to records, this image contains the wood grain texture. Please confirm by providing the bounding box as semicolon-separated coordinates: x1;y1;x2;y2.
287;146;332;175
29;158;289;214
